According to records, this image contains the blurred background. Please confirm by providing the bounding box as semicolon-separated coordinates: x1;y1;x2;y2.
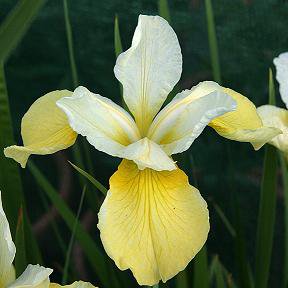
0;0;288;287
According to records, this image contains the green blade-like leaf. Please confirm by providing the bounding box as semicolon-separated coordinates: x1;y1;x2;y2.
255;68;278;288
176;270;189;288
62;186;86;285
15;207;27;277
0;62;22;233
114;15;123;58
280;153;288;288
69;161;107;196
63;0;78;88
268;68;276;106
28;161;111;287
0;0;47;62
0;63;42;264
158;0;171;23
255;144;277;288
193;245;209;288
205;0;221;84
213;203;236;238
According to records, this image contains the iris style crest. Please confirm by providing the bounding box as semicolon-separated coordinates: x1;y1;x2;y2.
3;14;281;286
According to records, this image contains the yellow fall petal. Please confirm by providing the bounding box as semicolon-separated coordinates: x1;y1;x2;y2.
4;90;77;168
209;88;281;150
257;105;288;153
98;160;209;286
49;281;97;288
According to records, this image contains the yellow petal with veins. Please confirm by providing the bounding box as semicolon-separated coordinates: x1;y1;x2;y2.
209;88;282;150
50;281;97;288
98;160;209;286
4;90;77;168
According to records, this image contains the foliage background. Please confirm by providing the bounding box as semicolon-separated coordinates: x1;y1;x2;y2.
0;0;288;287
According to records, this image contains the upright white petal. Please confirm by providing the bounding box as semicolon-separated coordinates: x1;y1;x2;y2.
147;81;237;155
123;137;176;171
57;86;141;158
0;190;16;287
7;264;53;288
114;15;182;135
274;52;288;108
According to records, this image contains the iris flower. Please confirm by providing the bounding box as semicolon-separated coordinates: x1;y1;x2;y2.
4;15;280;286
257;52;288;155
0;191;96;288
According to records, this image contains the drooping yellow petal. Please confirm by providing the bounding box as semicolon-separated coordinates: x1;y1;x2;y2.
4;90;77;168
57;86;141;159
7;264;52;288
147;81;236;155
209;88;281;150
257;105;288;153
0;191;16;288
98;160;209;286
49;281;97;288
114;15;182;135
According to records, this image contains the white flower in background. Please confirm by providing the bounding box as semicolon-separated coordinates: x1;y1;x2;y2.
0;191;97;288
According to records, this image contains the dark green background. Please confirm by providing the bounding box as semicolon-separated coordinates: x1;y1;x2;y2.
1;0;287;286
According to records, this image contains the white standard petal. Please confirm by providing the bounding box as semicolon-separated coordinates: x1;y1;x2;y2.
57;86;141;158
274;52;288;108
147;81;237;155
7;264;53;288
0;190;16;287
122;137;176;171
114;14;182;135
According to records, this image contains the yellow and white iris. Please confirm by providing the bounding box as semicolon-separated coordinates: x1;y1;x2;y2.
257;52;288;155
0;191;96;288
4;15;280;286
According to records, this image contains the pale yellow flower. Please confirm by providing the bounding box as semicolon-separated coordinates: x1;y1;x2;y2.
257;52;288;154
4;15;280;286
0;191;97;288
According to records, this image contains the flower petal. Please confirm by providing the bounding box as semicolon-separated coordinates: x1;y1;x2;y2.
7;264;52;288
114;15;182;135
49;281;97;288
4;90;77;168
274;52;288;108
57;86;141;158
0;191;16;287
123;137;176;171
257;105;288;153
147;81;237;155
209;87;282;150
98;160;209;286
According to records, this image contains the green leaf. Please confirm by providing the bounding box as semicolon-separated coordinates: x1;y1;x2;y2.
205;0;221;84
0;63;42;264
28;161;111;287
63;0;78;88
255;67;278;288
62;186;86;284
213;202;236;238
176;270;189;288
15;207;27;277
69;161;107;196
114;15;123;58
0;0;47;62
255;144;278;288
193;245;209;288
280;153;288;288
158;0;171;23
268;68;276;106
